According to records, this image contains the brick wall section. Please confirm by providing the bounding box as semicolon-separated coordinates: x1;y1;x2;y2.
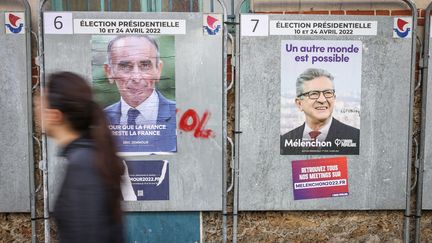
31;58;39;86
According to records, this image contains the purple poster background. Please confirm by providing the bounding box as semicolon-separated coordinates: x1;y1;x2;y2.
292;157;349;200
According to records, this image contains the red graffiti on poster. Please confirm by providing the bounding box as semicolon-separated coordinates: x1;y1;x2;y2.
177;109;214;138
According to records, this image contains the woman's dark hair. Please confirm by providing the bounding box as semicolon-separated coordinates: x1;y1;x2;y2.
47;71;124;223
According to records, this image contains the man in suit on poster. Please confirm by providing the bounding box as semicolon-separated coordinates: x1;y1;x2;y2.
104;35;176;153
280;68;359;155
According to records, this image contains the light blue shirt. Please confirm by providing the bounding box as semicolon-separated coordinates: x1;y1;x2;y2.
120;89;159;125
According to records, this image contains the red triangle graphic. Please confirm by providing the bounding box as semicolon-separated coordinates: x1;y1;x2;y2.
207;16;218;29
8;14;21;27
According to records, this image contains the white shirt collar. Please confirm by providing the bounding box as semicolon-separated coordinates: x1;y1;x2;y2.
120;89;159;125
302;117;333;141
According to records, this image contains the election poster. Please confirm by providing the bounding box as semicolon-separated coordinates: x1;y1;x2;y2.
280;40;361;155
292;157;349;200
123;160;169;201
92;35;177;155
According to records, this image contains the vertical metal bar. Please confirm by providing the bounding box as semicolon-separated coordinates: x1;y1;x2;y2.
65;0;69;10
221;11;228;243
128;0;132;11
38;1;50;242
140;0;148;12
210;0;214;12
21;1;36;242
100;0;105;11
233;0;248;242
415;2;432;243
169;0;172;12
227;35;236;239
87;0;91;11
155;0;162;12
415;151;424;243
108;0;111;11
223;32;235;243
211;1;228;243
402;1;417;242
198;0;202;12
189;0;193;12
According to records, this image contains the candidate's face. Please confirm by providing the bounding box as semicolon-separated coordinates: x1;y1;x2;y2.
295;76;335;126
105;37;163;108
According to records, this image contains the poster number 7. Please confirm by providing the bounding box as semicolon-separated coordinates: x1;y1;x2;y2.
241;15;269;36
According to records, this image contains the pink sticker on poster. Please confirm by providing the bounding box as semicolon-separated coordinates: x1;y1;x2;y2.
292;156;349;200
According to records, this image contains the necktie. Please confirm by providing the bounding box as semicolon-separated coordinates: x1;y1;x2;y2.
309;131;321;140
127;108;140;125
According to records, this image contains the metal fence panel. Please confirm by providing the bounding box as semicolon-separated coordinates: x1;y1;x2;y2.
238;14;411;210
44;11;223;211
421;22;432;209
0;8;31;212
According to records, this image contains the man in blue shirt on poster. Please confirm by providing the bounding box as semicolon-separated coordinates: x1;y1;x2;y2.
104;35;176;154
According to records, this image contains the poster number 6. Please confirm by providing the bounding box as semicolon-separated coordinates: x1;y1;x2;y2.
54;16;63;30
44;12;73;34
241;15;268;36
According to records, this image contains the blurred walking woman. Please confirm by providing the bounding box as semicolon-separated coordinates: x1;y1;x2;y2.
42;72;124;243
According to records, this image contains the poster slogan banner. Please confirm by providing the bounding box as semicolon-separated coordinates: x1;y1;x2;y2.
292;157;349;200
43;13;186;35
75;19;186;35
280;40;361;155
270;20;377;36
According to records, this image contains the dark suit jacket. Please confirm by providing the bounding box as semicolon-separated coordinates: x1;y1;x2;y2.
104;90;176;153
54;138;124;243
280;118;360;155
